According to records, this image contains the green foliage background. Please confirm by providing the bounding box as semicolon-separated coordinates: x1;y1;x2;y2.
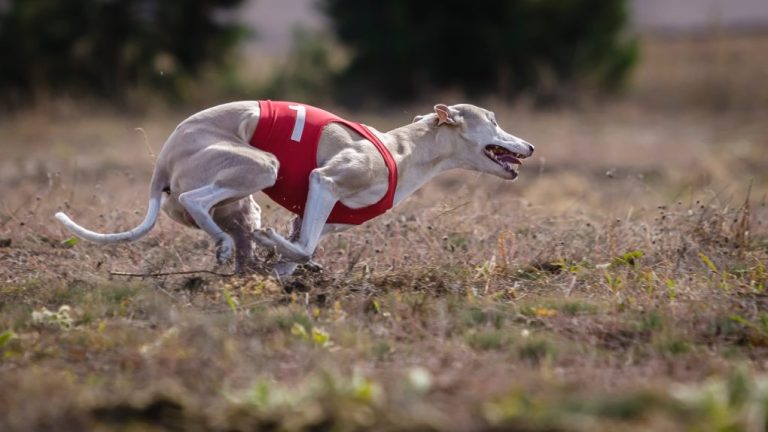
0;0;246;107
321;0;639;103
0;0;639;106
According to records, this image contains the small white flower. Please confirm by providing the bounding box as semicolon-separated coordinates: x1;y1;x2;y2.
407;366;432;393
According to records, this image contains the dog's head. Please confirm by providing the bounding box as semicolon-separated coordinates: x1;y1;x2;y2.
413;104;534;180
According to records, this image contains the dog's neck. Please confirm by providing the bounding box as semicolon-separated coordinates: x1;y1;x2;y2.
382;120;464;205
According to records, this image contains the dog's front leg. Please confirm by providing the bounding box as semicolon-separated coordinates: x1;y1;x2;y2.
273;217;302;276
254;170;338;263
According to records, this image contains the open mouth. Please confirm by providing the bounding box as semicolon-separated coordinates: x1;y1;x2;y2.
483;144;525;174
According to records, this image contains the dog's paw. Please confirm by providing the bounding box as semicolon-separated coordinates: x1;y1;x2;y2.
215;236;235;264
253;229;310;262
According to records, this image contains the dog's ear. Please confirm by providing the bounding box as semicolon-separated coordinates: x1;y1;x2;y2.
434;104;460;126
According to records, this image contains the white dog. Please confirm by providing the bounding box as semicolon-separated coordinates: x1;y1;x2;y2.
55;101;534;276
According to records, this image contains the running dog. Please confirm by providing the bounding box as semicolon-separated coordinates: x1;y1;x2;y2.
55;101;534;276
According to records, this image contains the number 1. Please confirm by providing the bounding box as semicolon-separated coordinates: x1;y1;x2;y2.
288;105;306;142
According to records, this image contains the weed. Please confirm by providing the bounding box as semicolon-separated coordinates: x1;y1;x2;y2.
604;270;624;294
519;304;558;319
518;335;558;366
611;250;644;268
223;289;238;314
557;300;599;316
466;329;514;352
270;309;314;332
665;279;678;300
371;341;392;359
310;327;332;347
729;314;768;346
291;321;332;348
31;305;75;329
461;306;506;329
635;310;664;333
0;330;16;349
61;236;79;248
654;334;692;356
748;259;766;292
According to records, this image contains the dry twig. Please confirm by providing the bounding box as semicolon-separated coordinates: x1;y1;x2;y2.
110;269;235;278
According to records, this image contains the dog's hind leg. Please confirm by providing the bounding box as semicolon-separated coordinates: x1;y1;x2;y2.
172;143;278;266
273;216;302;276
178;185;245;264
213;195;262;273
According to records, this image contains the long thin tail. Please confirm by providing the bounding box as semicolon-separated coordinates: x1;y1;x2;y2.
54;171;168;244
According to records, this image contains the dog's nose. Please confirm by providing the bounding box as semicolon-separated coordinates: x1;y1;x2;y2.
526;143;535;155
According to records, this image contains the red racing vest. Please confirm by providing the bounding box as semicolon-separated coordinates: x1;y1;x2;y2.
249;100;398;225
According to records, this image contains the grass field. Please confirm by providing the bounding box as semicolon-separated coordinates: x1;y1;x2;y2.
2;37;768;431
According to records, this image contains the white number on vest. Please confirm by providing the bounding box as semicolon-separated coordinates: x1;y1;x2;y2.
288;105;306;142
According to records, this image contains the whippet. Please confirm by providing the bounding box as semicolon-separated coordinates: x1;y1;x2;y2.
55;101;534;276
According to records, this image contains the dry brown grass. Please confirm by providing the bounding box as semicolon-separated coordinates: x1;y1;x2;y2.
2;35;768;431
632;33;768;112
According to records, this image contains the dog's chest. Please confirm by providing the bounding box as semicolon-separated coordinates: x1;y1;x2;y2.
338;181;389;209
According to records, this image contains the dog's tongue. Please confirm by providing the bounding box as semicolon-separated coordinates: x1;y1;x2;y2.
498;153;522;166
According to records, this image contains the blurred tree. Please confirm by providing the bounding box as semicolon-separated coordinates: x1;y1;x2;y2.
260;28;337;103
321;0;638;103
0;0;246;107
